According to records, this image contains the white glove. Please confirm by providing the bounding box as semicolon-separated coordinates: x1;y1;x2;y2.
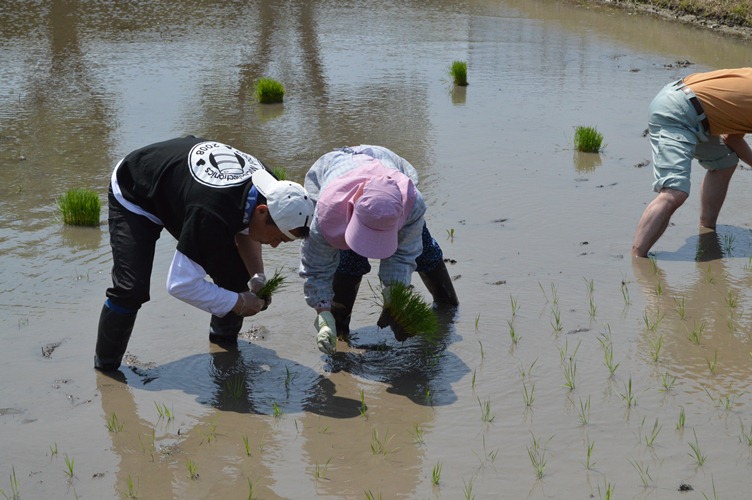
234;291;265;317
314;311;337;354
250;273;266;293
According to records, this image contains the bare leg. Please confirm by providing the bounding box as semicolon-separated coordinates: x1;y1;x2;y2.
699;166;736;229
632;188;688;257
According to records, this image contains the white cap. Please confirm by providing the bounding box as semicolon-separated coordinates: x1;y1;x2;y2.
251;169;314;239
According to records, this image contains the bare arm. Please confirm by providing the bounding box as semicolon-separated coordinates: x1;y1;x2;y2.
723;134;752;167
235;232;264;277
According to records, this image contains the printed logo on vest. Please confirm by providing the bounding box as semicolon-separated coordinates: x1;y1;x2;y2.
188;141;261;187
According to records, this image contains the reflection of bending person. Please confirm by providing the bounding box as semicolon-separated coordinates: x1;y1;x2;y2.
300;146;458;354
95;136;314;371
632;68;752;258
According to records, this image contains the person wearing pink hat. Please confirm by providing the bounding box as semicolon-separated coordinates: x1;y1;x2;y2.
95;136;315;372
299;145;458;354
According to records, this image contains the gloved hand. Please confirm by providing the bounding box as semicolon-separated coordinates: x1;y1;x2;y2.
377;307;410;342
249;273;271;310
233;291;265;317
314;311;337;354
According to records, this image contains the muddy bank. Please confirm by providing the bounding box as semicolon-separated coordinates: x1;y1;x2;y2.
587;0;752;40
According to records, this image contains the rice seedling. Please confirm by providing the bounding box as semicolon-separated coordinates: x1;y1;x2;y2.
224;374;245;400
242;435;252;457
676;407;686;430
644;418;662;447
474;313;480;330
648;256;659;274
411;423;425;444
559;338;581;365
247;478;256;500
446;228;455;241
527;433;551;479
199;422;218;444
508;320;521;345
642;309;663;332
270;166;287;181
704;263;715;283
462;476;475;499
49;442;58;459
706;349;718;375
138;429;156;461
673;295;686;319
364;490;382;500
477;340;485;360
359;389;368;418
57;188;101;226
431;462;442;487
370;428;396;456
688;429;707;466
448;60;468;86
726;290;738;309
0;465;20;500
687;320;705;345
619;376;636;408
125;474;139;499
573;125;604;153
255;77;284;104
256;268;285;301
551;304;563;333
378;282;439;341
583;437;596;470
63;453;75;481
272;402;283;419
620;277;631;306
703;475;719;500
598;328;620;377
660;371;676;392
471;369;476;391
313;458;331;480
522;381;535;408
106;412;124;433
563;357;577;391
477;396;495;423
598;478;614;500
722;233;736;255
584;278;597;318
649;334;663;363
424;386;434;405
510;294;519;318
578;396;591;425
739;419;752;446
186;458;199;480
628;458;653;488
154;402;174;421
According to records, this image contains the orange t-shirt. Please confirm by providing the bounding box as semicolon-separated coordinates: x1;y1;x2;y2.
684;68;752;135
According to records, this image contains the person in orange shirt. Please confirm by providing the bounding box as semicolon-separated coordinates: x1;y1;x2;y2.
632;68;752;257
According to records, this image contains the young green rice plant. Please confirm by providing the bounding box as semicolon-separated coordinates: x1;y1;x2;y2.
57;188;101;226
424;385;434;405
739;419;752;446
510;294;519;318
578;396;591;426
370;428;396;456
676;407;686;430
446;228;455;241
673;295;686;319
620;277;631;306
477;340;485;360
563;356;577;391
642;309;663;332
0;465;20;500
186;458;199;480
246;478;256;500
313;458;331;480
477;396;495;423
106;412;124;433
359;389;368;418
272;402;283;419
125;474;139;499
703;475;719;500
471;369;476;391
583;437;596;470
688;429;707;466
706;349;718;375
224;374;245;401
644;418;662;447
598;478;614;500
584;278;597;318
648;255;659;274
242;435;252;457
660;371;676;392
628;458;653;488
49;442;58;459
270;166;287;181
379;282;439;341
522;380;535;408
559;338;581;365
726;289;738;309
507;320;521;345
598;328;620;377
199;421;218;444
551;304;563;333
448;60;468;86
687;320;705;345
527;433;552;479
63;453;75;481
474;313;480;330
411;423;425;445
431;462;442;487
462;476;474;500
722;233;736;255
649;334;663;363
619;376;636;408
256;268;285;301
573;125;604;153
154;401;174;422
255;77;284;104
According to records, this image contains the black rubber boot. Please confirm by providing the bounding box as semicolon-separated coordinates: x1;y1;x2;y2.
331;273;362;339
95;303;137;371
209;312;244;346
419;260;459;307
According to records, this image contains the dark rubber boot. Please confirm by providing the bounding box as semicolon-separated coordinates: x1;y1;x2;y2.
419;260;459;307
209;312;244;345
95;303;137;371
331;273;362;339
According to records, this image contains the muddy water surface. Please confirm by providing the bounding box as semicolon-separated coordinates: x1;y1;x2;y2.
2;0;752;498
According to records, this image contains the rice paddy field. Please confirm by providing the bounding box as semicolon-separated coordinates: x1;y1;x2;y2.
2;0;752;498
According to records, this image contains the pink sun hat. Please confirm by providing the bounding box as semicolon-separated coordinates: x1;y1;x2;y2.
317;159;416;259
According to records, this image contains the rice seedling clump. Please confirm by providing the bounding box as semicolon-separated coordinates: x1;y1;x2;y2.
381;282;439;341
256;269;286;301
57;188;101;226
255;78;285;104
574;125;604;153
449;60;468;86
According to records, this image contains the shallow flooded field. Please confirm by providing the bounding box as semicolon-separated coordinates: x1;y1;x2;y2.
2;0;752;498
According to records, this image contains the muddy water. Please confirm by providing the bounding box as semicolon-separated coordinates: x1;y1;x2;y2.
2;0;752;498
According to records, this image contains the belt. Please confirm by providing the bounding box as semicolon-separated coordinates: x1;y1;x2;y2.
676;83;710;134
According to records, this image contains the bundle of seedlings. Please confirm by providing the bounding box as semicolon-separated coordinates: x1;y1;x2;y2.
377;282;439;342
256;268;286;301
57;188;101;226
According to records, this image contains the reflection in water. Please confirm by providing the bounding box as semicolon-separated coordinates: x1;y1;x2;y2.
573;150;603;173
